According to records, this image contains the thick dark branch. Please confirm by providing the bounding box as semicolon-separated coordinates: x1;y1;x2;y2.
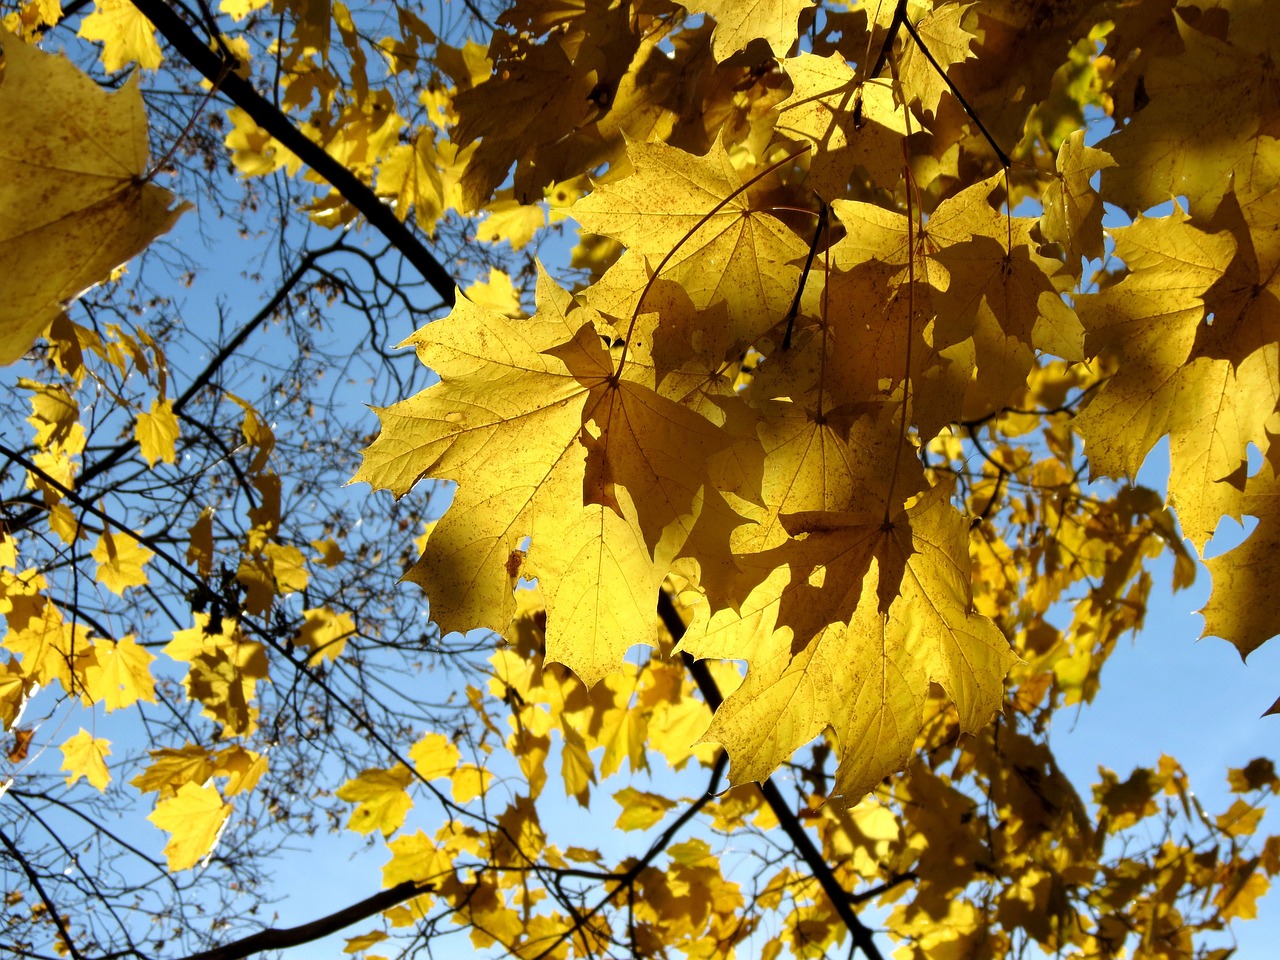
129;0;457;303
175;881;426;960
659;593;887;960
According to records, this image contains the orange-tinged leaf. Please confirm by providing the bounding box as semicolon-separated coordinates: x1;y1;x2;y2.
336;766;414;837
90;530;153;595
0;26;187;365
147;781;231;871
60;728;110;791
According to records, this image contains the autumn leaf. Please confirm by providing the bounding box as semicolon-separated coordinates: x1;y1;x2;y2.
336;766;414;837
90;530;153;595
135;398;180;467
60;728;111;791
675;0;812;60
682;486;1016;802
572;137;808;367
354;271;732;685
613;786;677;831
77;0;164;72
294;606;355;664
409;732;460;780
0;26;187;365
82;634;156;711
1201;460;1280;661
147;781;231;871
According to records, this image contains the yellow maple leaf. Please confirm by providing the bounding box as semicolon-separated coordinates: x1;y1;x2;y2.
613;786;676;831
0;658;33;731
356;271;727;685
82;634;156;711
1040;130;1116;268
682;486;1016;803
475;195;546;250
336;766;414;837
147;781;231;871
408;732;460;780
572;137;807;364
90;529;153;595
897;3;977;120
60;728;111;791
21;379;79;450
1201;460;1280;661
381;830;452;888
778;55;905;199
451;763;492;803
0;26;187;365
676;0;812;60
294;607;355;664
135;397;180;467
344;931;389;954
463;267;523;317
78;0;164;72
164;615;269;736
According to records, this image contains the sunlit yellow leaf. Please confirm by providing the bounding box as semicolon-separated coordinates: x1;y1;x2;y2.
0;26;187;365
294;607;355;664
450;763;492;803
90;530;153;595
147;781;231;871
135;397;180;467
59;728;110;791
83;634;156;711
336;765;414;837
408;732;460;781
78;0;164;71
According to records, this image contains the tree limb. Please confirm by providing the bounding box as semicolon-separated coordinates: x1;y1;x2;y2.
129;0;458;303
658;592;887;960
174;881;428;960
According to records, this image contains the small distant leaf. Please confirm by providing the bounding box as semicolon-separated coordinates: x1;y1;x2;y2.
135;398;180;467
294;607;355;664
612;786;676;831
344;930;388;954
336;766;414;837
60;729;111;792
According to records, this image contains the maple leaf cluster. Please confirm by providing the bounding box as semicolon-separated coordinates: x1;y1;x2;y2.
353;0;1280;803
3;1;1280;958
